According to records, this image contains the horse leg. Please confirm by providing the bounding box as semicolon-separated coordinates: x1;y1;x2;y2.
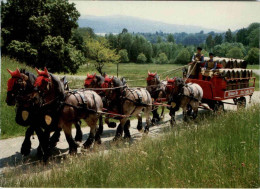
105;116;116;128
124;119;131;139
160;106;165;120
136;114;143;131
74;120;83;142
192;102;199;120
169;108;176;127
83;116;98;148
49;127;62;148
113;118;126;141
183;105;188;122
152;107;160;123
33;126;49;161
62;121;78;154
21;126;34;156
144;107;152;133
97;116;103;136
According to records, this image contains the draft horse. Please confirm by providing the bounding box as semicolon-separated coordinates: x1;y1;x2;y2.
5;68;62;158
165;77;203;126
102;76;153;140
146;71;167;123
34;68;103;154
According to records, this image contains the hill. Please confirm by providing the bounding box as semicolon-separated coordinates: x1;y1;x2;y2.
78;15;224;34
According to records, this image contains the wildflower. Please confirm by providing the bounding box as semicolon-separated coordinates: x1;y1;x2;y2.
241;163;245;167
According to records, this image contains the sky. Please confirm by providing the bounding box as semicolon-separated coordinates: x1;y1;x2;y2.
70;1;260;31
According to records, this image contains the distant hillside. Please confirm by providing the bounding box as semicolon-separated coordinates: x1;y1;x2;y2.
78;15;223;34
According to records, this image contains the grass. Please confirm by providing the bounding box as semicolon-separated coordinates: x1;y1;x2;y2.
248;64;260;70
1;104;259;187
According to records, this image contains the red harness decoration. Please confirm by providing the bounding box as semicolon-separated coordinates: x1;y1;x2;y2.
34;67;50;87
85;75;95;87
101;76;113;88
146;73;157;81
7;68;22;91
34;76;50;87
7;78;18;91
166;78;176;91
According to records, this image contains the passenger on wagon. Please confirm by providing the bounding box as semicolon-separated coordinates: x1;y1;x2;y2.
189;47;204;79
204;53;217;71
192;47;204;62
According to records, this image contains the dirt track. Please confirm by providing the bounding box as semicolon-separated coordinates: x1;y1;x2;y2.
0;91;259;172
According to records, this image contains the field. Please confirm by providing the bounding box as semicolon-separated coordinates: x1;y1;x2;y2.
1;56;259;139
1;105;259;187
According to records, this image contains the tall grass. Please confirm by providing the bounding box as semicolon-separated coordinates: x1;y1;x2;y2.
1;105;259;188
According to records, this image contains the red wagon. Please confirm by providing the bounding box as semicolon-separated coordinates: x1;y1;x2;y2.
185;61;256;111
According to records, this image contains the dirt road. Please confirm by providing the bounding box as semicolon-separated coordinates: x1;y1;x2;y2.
1;91;259;172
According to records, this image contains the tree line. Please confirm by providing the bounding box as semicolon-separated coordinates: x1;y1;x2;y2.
1;0;259;74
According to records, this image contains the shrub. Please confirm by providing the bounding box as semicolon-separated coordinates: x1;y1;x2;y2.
137;53;147;63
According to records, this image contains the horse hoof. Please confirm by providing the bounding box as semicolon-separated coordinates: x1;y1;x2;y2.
75;134;82;142
49;141;58;149
37;147;43;157
144;127;149;134
69;147;78;154
137;125;142;131
21;142;31;156
108;122;117;128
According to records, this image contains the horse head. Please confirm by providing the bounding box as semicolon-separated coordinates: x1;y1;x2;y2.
34;67;51;92
165;77;185;96
84;73;98;88
146;71;159;85
6;68;32;106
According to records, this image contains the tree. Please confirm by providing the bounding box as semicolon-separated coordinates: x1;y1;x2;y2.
206;34;215;51
157;36;162;43
85;39;119;74
236;28;249;46
226;47;243;59
225;29;233;43
122;28;128;34
167;34;175;43
248;28;260;48
137;53;147;63
214;35;223;45
118;49;129;63
245;48;259;65
174;48;190;64
155;53;169;64
1;0;83;73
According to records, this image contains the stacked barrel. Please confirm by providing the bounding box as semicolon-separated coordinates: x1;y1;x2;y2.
208;57;253;90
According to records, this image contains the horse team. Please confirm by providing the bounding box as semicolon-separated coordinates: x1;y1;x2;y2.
6;67;203;161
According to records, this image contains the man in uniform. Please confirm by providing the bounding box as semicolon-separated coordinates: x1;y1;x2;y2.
204;52;217;71
188;47;204;79
202;52;217;80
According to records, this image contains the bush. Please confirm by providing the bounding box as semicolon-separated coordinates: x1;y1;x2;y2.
226;47;243;59
6;40;37;65
137;53;147;63
155;53;169;64
174;48;191;64
118;49;129;63
245;48;260;64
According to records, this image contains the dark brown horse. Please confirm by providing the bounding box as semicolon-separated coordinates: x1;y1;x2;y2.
165;77;203;126
146;71;167;123
5;68;56;158
34;68;103;154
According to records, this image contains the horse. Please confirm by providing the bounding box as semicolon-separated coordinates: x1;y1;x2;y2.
102;76;152;140
165;77;203;126
34;68;103;155
5;68;58;158
146;71;167;123
84;73;134;129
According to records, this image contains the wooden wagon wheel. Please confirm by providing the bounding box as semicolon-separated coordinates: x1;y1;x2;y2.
237;97;246;109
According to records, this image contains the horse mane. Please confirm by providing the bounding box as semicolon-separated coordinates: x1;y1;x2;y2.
50;73;65;96
95;75;105;86
19;68;37;91
112;77;124;87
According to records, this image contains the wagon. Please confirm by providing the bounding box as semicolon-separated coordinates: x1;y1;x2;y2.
185;58;256;111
